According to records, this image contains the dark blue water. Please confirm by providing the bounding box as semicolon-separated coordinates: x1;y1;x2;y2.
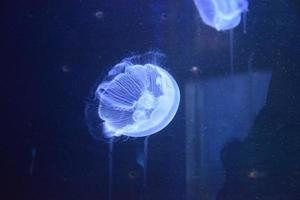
2;0;299;200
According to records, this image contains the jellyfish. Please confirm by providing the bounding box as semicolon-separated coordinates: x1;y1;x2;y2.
193;0;248;31
86;52;180;139
193;0;249;76
85;52;180;200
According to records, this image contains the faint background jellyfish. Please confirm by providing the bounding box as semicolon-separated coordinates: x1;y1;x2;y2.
85;51;180;200
61;64;72;73
193;0;249;76
94;10;104;20
193;0;248;31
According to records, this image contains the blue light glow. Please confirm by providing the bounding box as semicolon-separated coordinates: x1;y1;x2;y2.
87;52;180;138
193;0;248;31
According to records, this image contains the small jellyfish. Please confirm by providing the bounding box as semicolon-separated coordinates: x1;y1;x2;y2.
94;10;104;19
193;0;248;31
85;52;180;139
62;65;72;72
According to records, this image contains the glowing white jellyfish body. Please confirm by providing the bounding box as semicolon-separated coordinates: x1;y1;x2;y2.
89;53;180;138
193;0;248;31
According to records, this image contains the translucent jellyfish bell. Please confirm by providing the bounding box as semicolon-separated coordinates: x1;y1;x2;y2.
85;52;180;139
193;0;248;31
